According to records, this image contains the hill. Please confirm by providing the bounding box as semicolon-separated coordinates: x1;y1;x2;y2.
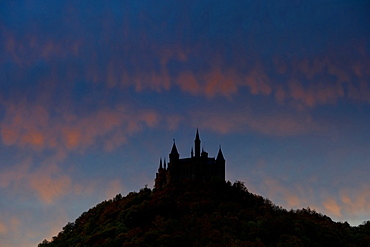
39;180;370;247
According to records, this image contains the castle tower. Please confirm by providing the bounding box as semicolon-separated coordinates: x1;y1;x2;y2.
169;141;179;163
194;129;201;158
159;158;163;170
216;146;226;180
216;146;225;162
155;158;166;189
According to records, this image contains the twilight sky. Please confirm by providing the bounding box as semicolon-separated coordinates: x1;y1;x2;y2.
0;0;369;246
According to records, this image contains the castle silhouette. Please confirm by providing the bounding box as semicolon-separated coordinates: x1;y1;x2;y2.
155;129;225;189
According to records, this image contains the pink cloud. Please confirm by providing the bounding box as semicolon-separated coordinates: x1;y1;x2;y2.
61;107;159;151
0;216;20;243
42;211;69;242
169;53;367;108
105;179;125;199
171;53;365;108
176;72;201;95
0;102;50;149
176;68;241;98
28;165;72;205
0;99;164;206
21;131;46;148
1;127;18;146
0;100;160;153
339;185;370;216
0;159;70;204
249;172;370;223
262;177;304;208
289;80;315;107
323;198;342;218
0;221;7;235
203;69;240;98
0;150;120;205
244;67;272;96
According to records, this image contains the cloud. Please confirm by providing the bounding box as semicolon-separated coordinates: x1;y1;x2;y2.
1;2;369;110
192;105;323;136
105;179;125;199
0;158;32;189
0;159;71;205
339;184;370;217
108;53;369;107
203;68;240;98
0;97;163;205
0;221;7;235
28;165;72;205
0;100;160;153
244;66;272;96
0;152;128;206
0;207;69;247
323;198;342;218
0;216;22;246
252;173;370;224
0;100;154;204
176;72;201;95
261;177;305;208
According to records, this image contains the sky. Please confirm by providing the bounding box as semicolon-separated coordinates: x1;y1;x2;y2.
0;0;369;246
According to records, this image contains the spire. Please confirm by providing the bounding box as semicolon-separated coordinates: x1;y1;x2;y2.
195;128;200;141
217;145;225;161
170;139;179;161
191;147;194;157
159;158;163;169
164;158;166;170
194;128;201;158
170;140;179;156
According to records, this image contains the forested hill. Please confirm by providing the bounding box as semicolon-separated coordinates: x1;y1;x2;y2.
39;180;370;247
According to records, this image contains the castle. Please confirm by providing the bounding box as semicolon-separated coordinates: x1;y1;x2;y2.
155;129;225;189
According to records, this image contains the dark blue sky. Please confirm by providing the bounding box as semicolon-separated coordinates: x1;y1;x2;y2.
0;1;369;245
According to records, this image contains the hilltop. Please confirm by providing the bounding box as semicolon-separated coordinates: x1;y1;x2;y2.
39;180;370;247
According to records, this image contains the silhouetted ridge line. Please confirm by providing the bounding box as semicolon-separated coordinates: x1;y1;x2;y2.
38;180;370;247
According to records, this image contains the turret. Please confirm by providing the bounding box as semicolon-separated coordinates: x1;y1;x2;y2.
194;128;201;158
169;141;179;162
216;146;226;180
159;158;163;170
216;146;225;161
155;158;166;190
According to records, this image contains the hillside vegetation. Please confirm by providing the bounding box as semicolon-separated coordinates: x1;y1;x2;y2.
39;180;370;247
